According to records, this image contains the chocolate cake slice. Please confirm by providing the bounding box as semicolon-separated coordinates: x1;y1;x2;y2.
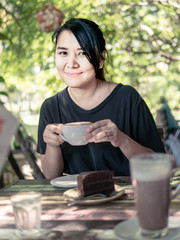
77;170;115;197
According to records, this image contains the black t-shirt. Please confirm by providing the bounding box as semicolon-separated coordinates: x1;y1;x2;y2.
37;84;165;176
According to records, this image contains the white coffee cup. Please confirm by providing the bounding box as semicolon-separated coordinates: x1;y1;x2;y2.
60;121;92;146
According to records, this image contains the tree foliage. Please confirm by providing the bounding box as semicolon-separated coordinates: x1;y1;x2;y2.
0;0;179;118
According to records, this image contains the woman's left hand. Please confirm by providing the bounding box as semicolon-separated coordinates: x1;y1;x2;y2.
85;119;121;147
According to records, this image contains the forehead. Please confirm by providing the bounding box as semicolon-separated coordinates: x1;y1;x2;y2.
56;30;81;48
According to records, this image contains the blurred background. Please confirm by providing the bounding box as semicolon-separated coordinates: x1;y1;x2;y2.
0;0;180;185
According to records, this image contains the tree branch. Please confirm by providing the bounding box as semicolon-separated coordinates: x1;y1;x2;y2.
124;47;180;62
157;0;180;9
1;3;22;28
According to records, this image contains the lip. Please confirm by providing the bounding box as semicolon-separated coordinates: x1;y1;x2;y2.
65;72;82;77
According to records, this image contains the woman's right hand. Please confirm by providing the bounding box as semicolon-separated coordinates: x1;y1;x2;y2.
43;123;64;147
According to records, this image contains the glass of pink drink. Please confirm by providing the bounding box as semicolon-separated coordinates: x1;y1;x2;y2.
130;153;172;238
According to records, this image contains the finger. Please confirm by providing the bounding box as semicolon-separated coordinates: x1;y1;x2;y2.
89;135;112;143
43;133;61;145
88;130;112;142
86;123;112;140
43;124;63;146
87;119;109;133
49;123;63;134
44;131;61;142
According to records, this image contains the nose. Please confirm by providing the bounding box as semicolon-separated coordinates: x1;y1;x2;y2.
67;54;79;68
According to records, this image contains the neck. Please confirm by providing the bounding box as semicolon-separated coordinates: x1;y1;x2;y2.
68;79;101;101
68;80;104;110
67;80;116;110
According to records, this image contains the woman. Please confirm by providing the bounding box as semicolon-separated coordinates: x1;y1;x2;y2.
37;18;165;179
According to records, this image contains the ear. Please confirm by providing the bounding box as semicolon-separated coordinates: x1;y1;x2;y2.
99;50;106;69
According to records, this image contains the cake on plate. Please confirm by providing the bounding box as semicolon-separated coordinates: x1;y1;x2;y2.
77;170;115;197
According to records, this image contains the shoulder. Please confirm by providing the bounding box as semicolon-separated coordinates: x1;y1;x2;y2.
120;84;139;94
41;88;67;108
115;84;142;102
103;81;140;94
41;94;58;112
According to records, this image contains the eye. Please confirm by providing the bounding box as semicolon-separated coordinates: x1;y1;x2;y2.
78;51;86;56
57;50;68;56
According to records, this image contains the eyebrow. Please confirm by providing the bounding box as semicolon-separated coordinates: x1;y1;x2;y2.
56;47;82;50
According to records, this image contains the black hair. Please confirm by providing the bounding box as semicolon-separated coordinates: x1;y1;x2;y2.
52;18;106;80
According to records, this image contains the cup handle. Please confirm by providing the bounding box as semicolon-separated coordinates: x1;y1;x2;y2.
171;184;180;200
59;134;67;142
171;167;180;200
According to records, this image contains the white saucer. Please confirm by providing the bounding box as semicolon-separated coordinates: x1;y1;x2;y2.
50;175;77;188
114;217;180;240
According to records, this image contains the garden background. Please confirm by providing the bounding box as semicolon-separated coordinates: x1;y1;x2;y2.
0;0;180;142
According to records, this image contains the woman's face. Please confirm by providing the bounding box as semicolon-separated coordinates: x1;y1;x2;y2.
55;30;97;88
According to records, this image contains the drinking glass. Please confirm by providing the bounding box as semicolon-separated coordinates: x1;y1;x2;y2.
11;191;42;237
130;153;171;238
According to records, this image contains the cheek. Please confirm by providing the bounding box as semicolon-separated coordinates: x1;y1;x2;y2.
86;66;96;76
81;61;95;72
55;57;63;70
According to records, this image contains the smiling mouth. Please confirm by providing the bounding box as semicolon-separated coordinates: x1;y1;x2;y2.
65;72;82;76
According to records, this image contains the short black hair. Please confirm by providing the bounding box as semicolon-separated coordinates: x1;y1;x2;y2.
52;18;106;80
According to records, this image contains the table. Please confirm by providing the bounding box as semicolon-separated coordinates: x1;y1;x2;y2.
0;177;180;240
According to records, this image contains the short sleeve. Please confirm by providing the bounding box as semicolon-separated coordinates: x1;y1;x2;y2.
37;100;49;154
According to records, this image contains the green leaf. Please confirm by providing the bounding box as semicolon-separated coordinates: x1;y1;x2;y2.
0;33;8;40
0;76;5;83
0;91;8;97
0;0;179;119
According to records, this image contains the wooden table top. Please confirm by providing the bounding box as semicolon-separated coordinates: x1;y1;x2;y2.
0;177;180;240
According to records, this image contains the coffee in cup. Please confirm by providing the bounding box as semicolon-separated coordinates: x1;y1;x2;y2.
60;121;92;146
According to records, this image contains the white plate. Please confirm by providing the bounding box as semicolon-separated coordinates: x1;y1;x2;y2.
50;175;77;188
63;185;126;206
114;217;180;240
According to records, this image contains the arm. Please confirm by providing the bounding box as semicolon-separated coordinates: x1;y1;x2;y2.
40;124;64;179
85;86;165;158
85;119;154;160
